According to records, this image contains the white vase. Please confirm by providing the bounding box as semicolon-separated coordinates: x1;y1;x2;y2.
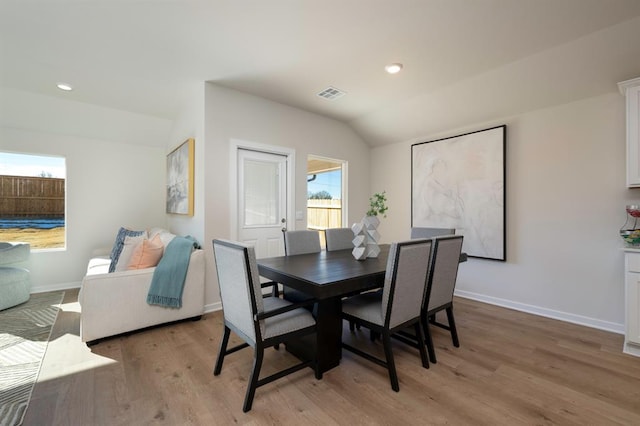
352;215;381;259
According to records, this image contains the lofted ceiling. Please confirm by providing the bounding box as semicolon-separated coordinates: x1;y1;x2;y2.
2;0;640;147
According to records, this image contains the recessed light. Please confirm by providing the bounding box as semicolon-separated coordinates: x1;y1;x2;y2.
56;83;73;91
385;63;403;74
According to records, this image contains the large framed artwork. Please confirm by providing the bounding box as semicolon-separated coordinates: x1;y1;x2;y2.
166;138;194;216
412;125;506;261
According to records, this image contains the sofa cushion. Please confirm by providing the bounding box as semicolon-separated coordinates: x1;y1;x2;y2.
127;234;164;270
86;256;111;276
149;228;177;248
115;233;149;272
109;227;146;273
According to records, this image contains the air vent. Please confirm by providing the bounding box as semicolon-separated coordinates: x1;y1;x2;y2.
317;86;346;100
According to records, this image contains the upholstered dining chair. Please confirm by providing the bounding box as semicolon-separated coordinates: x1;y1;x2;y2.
281;230;321;303
421;234;464;364
324;227;354;251
325;227;369;331
341;239;433;391
410;227;455;239
283;230;322;255
212;239;322;412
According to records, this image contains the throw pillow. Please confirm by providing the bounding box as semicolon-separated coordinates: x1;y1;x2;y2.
109;227;146;272
115;233;148;272
149;228;177;247
147;227;166;239
127;234;164;270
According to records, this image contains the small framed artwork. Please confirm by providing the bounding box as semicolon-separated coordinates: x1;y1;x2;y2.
166;138;194;216
412;125;506;261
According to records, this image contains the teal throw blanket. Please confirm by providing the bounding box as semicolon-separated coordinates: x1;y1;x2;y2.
147;235;200;308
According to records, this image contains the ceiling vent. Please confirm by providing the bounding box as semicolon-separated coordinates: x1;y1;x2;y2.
317;86;346;101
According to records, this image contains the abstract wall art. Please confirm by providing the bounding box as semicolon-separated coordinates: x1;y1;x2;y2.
412;125;506;261
166;138;194;216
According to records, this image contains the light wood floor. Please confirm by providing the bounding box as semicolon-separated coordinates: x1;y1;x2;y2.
24;289;640;425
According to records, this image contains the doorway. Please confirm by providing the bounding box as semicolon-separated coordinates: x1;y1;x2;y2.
231;141;294;259
307;155;347;246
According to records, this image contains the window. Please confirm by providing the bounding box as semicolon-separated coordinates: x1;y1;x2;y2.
307;156;346;246
0;152;66;250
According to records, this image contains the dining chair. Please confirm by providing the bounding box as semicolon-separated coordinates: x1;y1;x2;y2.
390;234;464;364
410;226;455;239
341;239;433;391
325;227;374;331
421;234;464;364
212;239;322;412
324;227;354;251
283;229;322;255
281;230;321;304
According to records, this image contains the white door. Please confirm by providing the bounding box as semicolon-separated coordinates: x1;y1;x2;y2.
237;149;287;258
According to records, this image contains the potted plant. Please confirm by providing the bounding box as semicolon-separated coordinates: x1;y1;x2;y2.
352;191;388;259
366;191;388;217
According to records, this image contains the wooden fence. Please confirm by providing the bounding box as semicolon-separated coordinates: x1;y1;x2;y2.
307;199;342;230
0;175;65;217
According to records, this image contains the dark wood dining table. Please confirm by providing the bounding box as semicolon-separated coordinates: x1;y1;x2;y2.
257;246;390;373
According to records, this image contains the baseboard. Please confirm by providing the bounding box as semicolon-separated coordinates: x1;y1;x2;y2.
31;284;620;334
204;301;222;313
455;289;625;335
31;281;81;294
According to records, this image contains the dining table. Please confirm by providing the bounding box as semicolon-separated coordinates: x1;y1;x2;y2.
257;245;390;373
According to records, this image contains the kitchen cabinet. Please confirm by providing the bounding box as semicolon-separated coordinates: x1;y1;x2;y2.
619;77;640;187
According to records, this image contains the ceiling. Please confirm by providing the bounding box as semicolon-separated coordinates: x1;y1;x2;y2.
2;0;640;147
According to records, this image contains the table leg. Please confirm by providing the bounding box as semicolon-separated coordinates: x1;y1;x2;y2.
285;297;342;373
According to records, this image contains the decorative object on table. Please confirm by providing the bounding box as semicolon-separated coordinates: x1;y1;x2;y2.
620;205;640;246
0;291;64;426
352;191;387;260
411;125;506;261
166;138;194;216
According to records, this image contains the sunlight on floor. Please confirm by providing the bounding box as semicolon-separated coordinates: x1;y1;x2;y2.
58;300;81;313
38;298;117;382
38;333;117;382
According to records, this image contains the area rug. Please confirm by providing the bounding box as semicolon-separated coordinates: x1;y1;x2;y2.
0;292;64;426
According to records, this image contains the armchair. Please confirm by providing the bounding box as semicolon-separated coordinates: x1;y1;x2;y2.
0;242;31;311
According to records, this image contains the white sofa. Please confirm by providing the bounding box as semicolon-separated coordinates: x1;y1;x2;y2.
79;248;205;343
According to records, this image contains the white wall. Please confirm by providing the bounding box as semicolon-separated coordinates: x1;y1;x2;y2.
0;88;172;147
202;83;371;309
1;90;170;291
372;92;639;332
167;83;206;245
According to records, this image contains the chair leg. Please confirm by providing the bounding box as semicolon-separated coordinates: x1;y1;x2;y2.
381;332;399;392
423;313;437;364
414;322;429;369
348;320;362;332
314;350;323;380
446;306;460;347
213;326;231;375
243;346;264;413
